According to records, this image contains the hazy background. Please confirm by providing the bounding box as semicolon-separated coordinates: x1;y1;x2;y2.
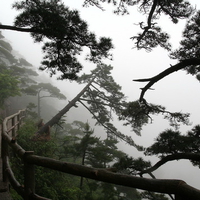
1;0;200;189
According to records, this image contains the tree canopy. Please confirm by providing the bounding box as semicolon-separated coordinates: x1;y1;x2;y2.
83;0;194;51
0;66;21;108
82;0;200;127
36;64;144;150
23;82;66;118
0;0;113;80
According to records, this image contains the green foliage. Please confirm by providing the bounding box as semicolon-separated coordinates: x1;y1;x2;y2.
120;100;191;135
0;34;38;94
8;65;38;89
10;188;23;200
34;167;80;199
0;67;21;107
23;82;66;99
3;1;200;199
11;120;81;199
112;156;170;199
11;119;141;200
85;138;125;168
18;58;32;66
114;155;151;175
83;0;194;51
58;121;126;167
22;82;66;118
145;129;184;157
119;101;149;135
10;65;37;76
26;102;38;118
0;39;12;51
77;64;143;148
119;101;169;135
67;122;136;200
0;46;17;64
12;0;113;80
171;10;200;75
140;191;168;200
14;119;57;157
145;125;200;167
132;25;171;52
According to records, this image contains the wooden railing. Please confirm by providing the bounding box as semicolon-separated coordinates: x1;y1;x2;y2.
0;110;121;200
0;110;123;200
1;109;26;197
2;110;200;200
1;109;51;200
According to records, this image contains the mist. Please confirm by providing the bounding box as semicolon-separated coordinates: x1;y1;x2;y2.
1;0;200;196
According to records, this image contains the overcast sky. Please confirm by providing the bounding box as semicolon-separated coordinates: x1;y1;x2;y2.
1;0;200;189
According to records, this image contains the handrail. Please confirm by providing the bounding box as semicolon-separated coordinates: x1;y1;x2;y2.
1;109;51;200
2;110;200;200
1;109;27;197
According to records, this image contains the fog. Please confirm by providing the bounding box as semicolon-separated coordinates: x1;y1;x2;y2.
1;0;200;190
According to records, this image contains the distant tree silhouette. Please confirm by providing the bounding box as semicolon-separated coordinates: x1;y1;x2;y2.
0;0;113;80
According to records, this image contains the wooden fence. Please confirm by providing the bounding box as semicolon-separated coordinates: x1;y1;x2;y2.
1;109;49;200
0;110;126;200
1;110;200;200
0;109;125;200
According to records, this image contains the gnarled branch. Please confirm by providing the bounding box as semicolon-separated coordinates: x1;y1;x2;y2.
140;153;200;176
133;58;200;102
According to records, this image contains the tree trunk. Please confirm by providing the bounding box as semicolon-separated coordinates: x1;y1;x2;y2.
38;91;41;119
37;76;96;135
0;24;35;33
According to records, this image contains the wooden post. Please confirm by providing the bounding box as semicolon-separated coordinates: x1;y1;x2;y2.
17;114;20;132
0;122;2;158
24;151;35;200
175;195;189;200
11;116;15;137
1;124;9;185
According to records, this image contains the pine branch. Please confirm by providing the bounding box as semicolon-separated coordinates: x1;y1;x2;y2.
131;0;158;48
37;76;96;134
139;153;200;176
79;98;111;107
78;100;138;148
0;24;36;33
133;58;200;102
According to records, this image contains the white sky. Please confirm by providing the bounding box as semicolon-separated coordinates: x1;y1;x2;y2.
1;0;200;190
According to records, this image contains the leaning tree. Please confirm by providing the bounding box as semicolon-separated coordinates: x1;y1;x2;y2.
36;64;143;150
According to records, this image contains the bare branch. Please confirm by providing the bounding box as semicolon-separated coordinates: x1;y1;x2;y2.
140;153;200;176
133;58;200;102
0;24;35;33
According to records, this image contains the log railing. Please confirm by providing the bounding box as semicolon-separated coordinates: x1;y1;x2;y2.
1;109;26;198
1;110;200;200
1;109;49;200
